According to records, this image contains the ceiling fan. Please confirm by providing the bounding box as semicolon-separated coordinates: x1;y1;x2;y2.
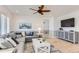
30;5;51;15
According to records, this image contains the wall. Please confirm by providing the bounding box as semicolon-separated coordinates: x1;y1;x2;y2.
0;6;14;32
12;14;54;38
49;17;54;38
0;6;54;38
12;15;46;32
54;11;79;31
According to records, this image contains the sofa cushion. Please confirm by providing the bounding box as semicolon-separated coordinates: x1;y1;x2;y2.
0;38;7;49
16;37;25;42
1;40;14;48
6;38;17;47
1;37;17;49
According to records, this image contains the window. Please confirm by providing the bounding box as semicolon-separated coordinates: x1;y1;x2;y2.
0;14;10;35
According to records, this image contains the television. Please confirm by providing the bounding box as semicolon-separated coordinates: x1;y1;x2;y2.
61;18;75;27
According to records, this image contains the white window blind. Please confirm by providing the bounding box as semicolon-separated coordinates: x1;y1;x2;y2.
0;14;10;35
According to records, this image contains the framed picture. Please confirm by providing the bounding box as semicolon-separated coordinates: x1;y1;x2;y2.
19;23;32;29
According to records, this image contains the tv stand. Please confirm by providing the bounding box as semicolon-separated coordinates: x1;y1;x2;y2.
54;30;79;44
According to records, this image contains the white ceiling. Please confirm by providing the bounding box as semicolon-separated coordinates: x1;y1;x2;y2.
6;5;79;17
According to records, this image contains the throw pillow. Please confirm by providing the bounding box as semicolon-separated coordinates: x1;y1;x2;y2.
0;38;7;49
6;38;17;47
1;40;13;48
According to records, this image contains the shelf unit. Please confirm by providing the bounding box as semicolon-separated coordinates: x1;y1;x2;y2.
54;30;79;44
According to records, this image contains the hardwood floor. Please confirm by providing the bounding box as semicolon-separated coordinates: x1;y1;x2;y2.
24;38;79;53
47;38;79;53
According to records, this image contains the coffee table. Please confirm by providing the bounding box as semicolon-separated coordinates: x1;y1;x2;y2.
32;38;50;53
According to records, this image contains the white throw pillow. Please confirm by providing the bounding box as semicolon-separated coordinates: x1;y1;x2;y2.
22;32;25;37
1;40;13;48
6;38;17;47
0;38;7;48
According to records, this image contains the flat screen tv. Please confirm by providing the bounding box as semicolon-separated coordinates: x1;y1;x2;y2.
61;18;75;27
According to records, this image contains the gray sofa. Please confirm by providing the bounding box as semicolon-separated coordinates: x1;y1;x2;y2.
0;35;25;53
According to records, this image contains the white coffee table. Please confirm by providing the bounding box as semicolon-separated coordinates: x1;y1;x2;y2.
32;38;50;53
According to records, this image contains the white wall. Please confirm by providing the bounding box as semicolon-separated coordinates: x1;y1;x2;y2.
12;15;46;32
0;6;14;32
0;6;55;38
49;17;54;38
12;14;55;38
54;11;79;31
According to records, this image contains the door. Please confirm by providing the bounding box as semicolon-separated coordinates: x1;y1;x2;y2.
43;19;49;38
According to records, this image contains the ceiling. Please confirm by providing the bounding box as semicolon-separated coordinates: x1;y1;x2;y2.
6;5;79;17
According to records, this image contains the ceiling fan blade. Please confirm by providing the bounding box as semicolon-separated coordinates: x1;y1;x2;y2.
39;12;44;15
39;5;44;10
41;10;51;12
30;8;37;11
33;12;38;14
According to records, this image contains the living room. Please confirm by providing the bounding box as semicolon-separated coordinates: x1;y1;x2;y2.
0;5;54;53
1;5;79;53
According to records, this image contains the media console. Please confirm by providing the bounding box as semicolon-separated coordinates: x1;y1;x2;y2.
54;30;79;44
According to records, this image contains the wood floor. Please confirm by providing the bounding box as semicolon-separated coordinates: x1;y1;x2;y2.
47;38;79;53
24;38;79;53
